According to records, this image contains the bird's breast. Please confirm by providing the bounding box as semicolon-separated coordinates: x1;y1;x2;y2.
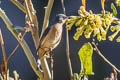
50;25;63;43
41;23;63;49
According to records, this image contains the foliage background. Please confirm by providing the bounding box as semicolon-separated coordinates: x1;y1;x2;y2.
0;0;120;80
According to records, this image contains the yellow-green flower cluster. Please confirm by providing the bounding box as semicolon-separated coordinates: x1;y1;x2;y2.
65;6;120;42
108;25;120;41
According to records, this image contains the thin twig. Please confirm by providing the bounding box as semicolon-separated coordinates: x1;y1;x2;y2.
24;1;51;80
0;28;8;75
24;0;39;49
50;55;54;80
61;0;66;15
7;44;19;62
9;0;30;63
113;68;117;80
61;0;73;80
0;8;44;79
92;41;120;74
7;28;28;61
10;0;26;13
24;0;33;22
38;0;55;80
12;0;39;48
8;0;27;62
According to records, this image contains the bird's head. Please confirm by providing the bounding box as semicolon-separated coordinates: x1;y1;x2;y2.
55;14;68;24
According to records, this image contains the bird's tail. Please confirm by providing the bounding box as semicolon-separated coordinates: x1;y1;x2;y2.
36;48;46;71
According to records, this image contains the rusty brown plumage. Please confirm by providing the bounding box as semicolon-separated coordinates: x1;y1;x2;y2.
37;14;68;58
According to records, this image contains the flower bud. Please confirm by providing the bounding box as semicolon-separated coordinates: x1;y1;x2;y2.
100;27;106;40
116;36;120;42
105;18;111;25
93;28;100;37
75;18;83;26
73;32;81;40
110;26;116;32
108;30;120;41
66;21;76;30
97;33;102;41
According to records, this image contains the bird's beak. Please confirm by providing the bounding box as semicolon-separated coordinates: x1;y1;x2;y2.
66;16;70;19
64;16;69;19
59;15;69;23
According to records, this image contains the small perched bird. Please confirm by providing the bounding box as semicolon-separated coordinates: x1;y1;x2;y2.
37;14;68;59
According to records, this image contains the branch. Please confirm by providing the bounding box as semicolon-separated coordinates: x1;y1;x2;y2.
11;0;52;79
7;30;27;61
38;0;55;80
24;0;39;48
11;0;39;48
24;0;52;80
61;0;73;80
0;28;8;75
0;8;44;79
61;0;66;14
24;0;33;22
92;41;120;74
7;44;19;61
39;0;54;41
10;0;26;13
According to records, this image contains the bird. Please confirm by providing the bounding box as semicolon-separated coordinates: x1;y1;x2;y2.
37;14;68;59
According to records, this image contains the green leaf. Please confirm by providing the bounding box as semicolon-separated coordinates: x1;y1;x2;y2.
78;42;94;76
12;26;24;33
111;3;117;17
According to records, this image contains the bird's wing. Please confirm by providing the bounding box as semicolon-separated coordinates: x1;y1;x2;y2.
41;26;56;46
39;27;50;44
41;25;63;49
